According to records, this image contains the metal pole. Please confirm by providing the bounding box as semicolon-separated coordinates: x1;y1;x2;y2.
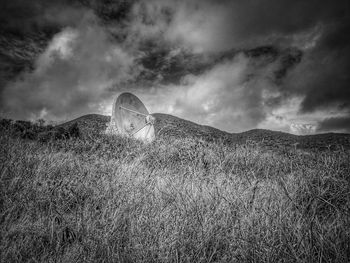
119;106;148;117
132;122;150;135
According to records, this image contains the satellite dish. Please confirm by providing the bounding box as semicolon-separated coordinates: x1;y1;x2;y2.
111;92;155;142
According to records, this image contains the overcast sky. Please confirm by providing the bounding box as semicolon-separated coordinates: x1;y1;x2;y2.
0;0;349;134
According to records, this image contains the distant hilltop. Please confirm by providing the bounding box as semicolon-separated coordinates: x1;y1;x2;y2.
59;113;350;151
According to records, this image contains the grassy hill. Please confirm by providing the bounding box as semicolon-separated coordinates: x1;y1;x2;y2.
1;115;350;262
58;114;110;135
60;113;350;150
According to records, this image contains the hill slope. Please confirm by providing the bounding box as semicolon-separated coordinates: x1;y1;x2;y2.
1;113;350;262
59;114;110;135
60;113;350;150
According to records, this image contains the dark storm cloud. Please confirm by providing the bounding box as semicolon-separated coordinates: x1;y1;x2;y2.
0;0;139;120
289;21;350;112
317;116;350;133
280;18;350;132
137;46;302;87
0;0;89;36
0;0;90;113
141;0;348;51
222;0;350;125
0;0;87;92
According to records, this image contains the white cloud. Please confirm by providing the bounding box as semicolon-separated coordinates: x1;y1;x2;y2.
290;123;316;135
35;28;78;74
2;15;139;121
144;54;277;132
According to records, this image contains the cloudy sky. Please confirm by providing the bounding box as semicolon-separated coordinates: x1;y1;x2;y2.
0;0;349;134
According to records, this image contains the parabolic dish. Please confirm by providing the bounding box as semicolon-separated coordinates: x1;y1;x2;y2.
113;92;155;142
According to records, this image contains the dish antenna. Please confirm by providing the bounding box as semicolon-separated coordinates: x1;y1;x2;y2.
109;92;156;142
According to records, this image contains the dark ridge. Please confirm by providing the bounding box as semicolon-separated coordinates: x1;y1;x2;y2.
153;113;232;142
59;114;350;150
58;114;110;135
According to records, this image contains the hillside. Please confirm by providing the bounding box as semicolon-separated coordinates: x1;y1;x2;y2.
58;114;110;135
1;114;350;262
60;113;350;150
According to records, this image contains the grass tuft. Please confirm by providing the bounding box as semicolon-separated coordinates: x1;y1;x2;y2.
0;121;349;262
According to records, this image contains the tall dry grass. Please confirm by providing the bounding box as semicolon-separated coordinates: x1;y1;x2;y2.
0;129;349;262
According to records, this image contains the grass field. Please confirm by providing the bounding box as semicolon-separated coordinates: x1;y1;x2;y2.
1;118;350;262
